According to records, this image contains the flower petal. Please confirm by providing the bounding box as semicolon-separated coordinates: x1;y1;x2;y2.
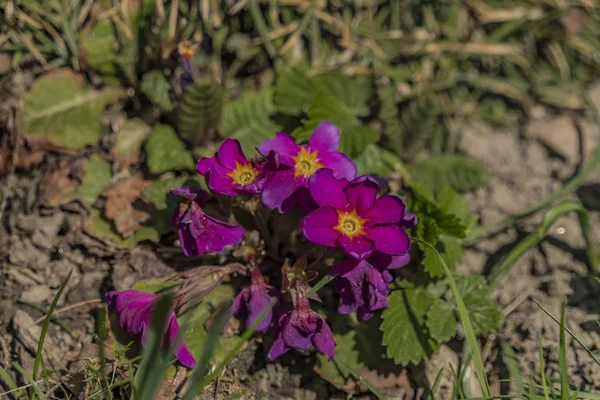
344;175;379;215
178;227;197;256
268;333;288;361
312;319;335;360
308;168;349;209
257;133;299;166
336;235;374;260
196;215;243;253
261;168;300;212
318;151;357;181
301;206;340;247
168;316;196;368
196;156;216;176
400;212;418;229
247;290;274;333
369;251;411;270
207;168;238;196
309;121;340;153
215;138;247;170
367;225;410;255
363;195;406;226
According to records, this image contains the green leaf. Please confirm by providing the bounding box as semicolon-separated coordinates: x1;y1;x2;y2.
381;288;440;365
145;124;195;174
426;299;457;343
355;144;402;176
409;155;489;193
316;331;363;389
178;81;225;142
414;216;440;246
141;70;173;111
440;236;464;270
74;156;112;206
132;278;179;293
113;118;152;166
456;276;503;335
21;69;125;149
79;20;118;76
432;209;466;238
437;187;470;223
423;245;444;278
219;88;282;155
273;64;316;115
87;208;159;248
311;72;373;117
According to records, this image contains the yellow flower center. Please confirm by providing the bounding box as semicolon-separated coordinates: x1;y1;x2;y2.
334;209;368;239
226;161;259;185
292;147;323;178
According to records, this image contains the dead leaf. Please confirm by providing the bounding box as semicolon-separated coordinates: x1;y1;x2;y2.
0;137;46;173
103;172;151;237
40;159;85;207
281;255;320;303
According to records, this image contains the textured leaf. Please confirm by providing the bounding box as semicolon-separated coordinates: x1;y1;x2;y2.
423;245;444;278
315;331;362;389
355;144;402;176
74;156;112;206
437;187;470;223
21;69;125;149
311;72;373;117
414;216;440;247
426;299;457;343
132;278;179;293
409;155;489;193
79;20;118;75
456;275;503;335
141;71;173;111
112;118;152;167
381;288;439;365
440;236;464;270
145;124;195;174
273;64;316;115
178;82;225;142
220;88;282;155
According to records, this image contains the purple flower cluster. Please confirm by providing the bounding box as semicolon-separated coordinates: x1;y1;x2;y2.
105;121;415;366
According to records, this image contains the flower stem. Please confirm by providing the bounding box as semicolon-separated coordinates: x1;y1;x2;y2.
253;211;272;245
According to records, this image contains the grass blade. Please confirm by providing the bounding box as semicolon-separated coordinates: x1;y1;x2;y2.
500;340;524;394
334;357;387;400
559;299;569;400
427;366;444;400
13;363;44;400
96;306;111;400
412;237;491;397
539;339;550;400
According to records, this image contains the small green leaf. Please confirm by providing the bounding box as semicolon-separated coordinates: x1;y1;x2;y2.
437;187;470;223
316;331;362;389
75;156;112;206
113;118;152;166
220;88;282;155
409;155;489;193
456;275;503;335
423;245;444;278
21;69;125;149
381;288;440;365
426;299;457;343
141;70;173;111
440;236;464;270
79;20;118;75
355;144;402;176
178;81;225;142
145;124;195;174
414;216;440;246
132;278;179;293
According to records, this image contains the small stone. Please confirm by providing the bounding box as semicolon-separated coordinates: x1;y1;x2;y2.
21;285;53;303
526;115;579;163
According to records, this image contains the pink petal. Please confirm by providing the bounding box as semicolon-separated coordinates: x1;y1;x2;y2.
309;121;340;153
369;251;411;270
367;225;410;255
197;215;243;253
312;319;335;360
168;317;196;368
308;168;349;209
196;156;216;176
261;169;299;212
318;151;357;181
257;133;299;166
337;235;374;260
268;333;288;361
301;206;340;247
215;138;247;170
363;195;406;226
207;168;238;196
344;175;379;215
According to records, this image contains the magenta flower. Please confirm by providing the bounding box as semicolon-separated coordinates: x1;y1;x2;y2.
171;186;243;256
232;267;283;332
301;168;415;260
331;252;410;320
268;292;335;361
105;290;196;368
196;138;279;196
257;121;357;213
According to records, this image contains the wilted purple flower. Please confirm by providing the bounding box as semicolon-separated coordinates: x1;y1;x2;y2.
302;168;416;260
257;121;357;213
197;139;279;196
232;267;282;332
171;186;243;256
105;290;196;368
331;252;410;321
268;292;335;361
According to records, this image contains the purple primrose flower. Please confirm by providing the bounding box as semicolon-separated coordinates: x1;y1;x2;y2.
105;290;196;368
331;252;410;320
257;121;357;213
197;138;279;196
232;267;283;332
268;292;335;361
302;168;416;260
171;186;243;256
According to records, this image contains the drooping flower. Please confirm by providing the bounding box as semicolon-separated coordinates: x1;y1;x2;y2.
268;291;335;361
331;252;410;320
257;121;357;213
232;267;283;332
177;40;197;91
105;290;196;368
302;168;416;260
197;138;279;196
171;186;243;256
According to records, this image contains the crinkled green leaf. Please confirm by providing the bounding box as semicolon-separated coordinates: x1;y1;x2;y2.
409;155;489;193
456;275;503;335
178;81;225;142
426;299;457;343
381;288;439;365
87;208;159;248
414;216;440;247
21;69;125;149
145;124;195;174
437;187;470;224
310;72;373;117
316;331;362;389
75;156;112;206
423;245;444;278
355;144;403;176
273;64;316;115
440;236;464;270
79;20;118;75
113;118;152;165
219;88;282;155
141;70;173;111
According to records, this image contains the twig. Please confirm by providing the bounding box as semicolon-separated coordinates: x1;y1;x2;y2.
0;109;21;223
168;0;179;40
0;380;48;398
33;299;102;325
278;0;315;55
